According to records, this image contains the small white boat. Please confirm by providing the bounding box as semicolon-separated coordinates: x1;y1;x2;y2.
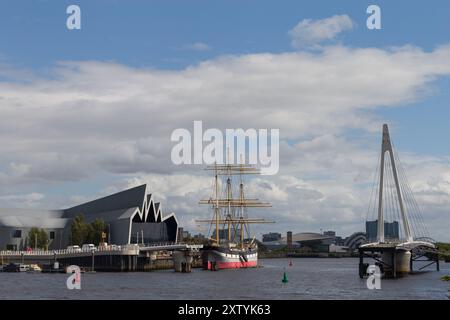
19;264;30;272
27;264;42;272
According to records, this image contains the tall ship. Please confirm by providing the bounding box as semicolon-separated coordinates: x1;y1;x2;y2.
197;163;273;270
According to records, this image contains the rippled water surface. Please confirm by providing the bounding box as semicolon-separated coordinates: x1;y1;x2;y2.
1;258;449;299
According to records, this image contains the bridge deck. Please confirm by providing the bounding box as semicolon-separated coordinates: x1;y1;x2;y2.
360;240;436;251
0;243;203;261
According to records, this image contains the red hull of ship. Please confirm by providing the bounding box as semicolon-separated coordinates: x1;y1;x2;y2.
202;247;258;270
206;260;257;270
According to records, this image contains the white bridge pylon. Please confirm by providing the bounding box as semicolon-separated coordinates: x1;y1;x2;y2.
362;124;435;251
377;124;412;243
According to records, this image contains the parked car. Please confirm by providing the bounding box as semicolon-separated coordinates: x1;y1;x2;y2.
81;244;97;251
109;244;119;250
66;245;82;252
98;242;108;249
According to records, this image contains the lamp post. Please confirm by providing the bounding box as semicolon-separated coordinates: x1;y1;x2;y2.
91;249;95;272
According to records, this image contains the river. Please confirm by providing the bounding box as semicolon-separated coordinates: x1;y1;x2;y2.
0;258;448;299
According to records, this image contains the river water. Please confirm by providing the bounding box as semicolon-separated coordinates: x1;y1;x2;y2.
0;258;448;299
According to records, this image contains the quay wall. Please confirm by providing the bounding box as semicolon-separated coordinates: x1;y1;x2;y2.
1;248;203;272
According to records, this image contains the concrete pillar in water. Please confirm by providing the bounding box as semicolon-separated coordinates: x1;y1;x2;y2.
173;250;193;272
382;250;411;277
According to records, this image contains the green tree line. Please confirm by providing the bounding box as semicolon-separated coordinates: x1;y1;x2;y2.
71;214;108;246
27;227;49;250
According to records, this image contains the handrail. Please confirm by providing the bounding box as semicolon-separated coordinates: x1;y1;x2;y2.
0;245;135;256
0;242;201;257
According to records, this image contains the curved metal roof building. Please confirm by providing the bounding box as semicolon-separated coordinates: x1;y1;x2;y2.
0;184;178;250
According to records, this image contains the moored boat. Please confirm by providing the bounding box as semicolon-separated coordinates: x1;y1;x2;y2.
197;163;273;270
27;264;42;272
201;244;258;270
2;263;29;272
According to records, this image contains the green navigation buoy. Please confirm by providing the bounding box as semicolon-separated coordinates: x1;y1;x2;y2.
282;270;288;283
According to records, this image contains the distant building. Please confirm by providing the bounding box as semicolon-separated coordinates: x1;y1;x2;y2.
323;230;336;237
262;232;282;242
334;236;344;246
177;228;191;242
261;231;361;252
286;232;334;253
182;230;191;239
344;232;367;250
177;228;184;242
322;230;345;245
366;220;399;241
287;231;293;251
193;233;205;240
0;184;178;250
212;228;232;241
329;244;349;253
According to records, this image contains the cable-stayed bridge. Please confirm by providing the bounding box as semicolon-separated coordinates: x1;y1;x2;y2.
359;124;439;278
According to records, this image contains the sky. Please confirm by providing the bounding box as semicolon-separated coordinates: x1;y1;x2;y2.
0;0;450;241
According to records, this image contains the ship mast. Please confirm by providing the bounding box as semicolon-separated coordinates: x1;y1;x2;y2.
239;159;245;248
214;163;220;244
198;161;274;247
226;159;233;243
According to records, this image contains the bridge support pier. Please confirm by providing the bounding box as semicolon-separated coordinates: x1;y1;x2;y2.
172;250;193;273
391;250;397;278
359;246;412;279
436;254;440;271
358;249;367;278
410;254;413;272
360;243;440;278
91;251;95;272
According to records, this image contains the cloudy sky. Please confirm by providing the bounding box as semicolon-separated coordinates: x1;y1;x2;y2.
1;0;450;241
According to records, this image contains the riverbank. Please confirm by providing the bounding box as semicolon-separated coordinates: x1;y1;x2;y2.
259;251;357;259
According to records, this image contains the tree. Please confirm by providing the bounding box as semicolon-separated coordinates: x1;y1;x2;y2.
70;214;90;246
70;215;108;246
27;227;49;250
87;218;107;245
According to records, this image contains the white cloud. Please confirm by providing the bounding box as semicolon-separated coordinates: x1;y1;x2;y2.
289;15;354;48
0;192;45;207
1;44;450;240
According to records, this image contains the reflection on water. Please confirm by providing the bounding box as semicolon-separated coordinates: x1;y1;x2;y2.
0;258;448;300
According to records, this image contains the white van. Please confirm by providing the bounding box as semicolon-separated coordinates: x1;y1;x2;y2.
82;244;97;251
67;245;82;252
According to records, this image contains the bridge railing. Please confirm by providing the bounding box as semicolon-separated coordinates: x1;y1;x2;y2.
0;244;141;257
0;242;196;257
137;241;176;247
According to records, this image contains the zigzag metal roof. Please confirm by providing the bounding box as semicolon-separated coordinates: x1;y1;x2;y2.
0;184;177;227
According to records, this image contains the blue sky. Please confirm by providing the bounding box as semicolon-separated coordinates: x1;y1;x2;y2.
2;1;450;65
1;1;450;240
